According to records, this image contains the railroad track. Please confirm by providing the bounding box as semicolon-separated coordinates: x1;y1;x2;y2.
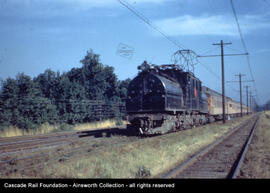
0;128;125;155
0;127;135;177
163;113;260;179
0;115;258;178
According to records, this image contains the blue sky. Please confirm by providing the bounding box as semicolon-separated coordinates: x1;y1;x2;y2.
0;0;270;105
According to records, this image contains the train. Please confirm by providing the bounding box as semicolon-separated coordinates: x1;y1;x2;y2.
126;61;250;135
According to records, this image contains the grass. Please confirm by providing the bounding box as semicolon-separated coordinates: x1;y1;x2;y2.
0;119;127;138
0;123;59;138
72;119;128;131
237;111;270;178
36;115;253;178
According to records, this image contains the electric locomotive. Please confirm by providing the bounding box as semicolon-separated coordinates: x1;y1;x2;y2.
126;61;209;135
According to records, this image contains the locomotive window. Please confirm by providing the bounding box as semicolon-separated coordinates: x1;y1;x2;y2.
187;77;191;84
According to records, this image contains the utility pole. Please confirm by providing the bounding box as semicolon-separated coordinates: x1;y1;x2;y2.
249;92;254;113
245;86;250;115
249;91;251;114
227;74;254;117
213;40;232;123
227;74;245;117
237;74;244;117
198;41;248;124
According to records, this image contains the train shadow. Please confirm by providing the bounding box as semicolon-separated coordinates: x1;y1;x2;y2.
78;128;130;138
77;127;161;138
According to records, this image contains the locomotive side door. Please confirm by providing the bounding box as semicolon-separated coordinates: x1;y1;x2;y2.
186;76;192;110
192;79;196;110
187;76;200;111
193;79;200;110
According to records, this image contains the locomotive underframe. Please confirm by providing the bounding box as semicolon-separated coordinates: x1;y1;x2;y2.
127;111;243;135
127;111;209;135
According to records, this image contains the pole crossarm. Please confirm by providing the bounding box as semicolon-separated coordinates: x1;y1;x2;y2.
197;53;248;58
213;42;232;46
227;80;254;83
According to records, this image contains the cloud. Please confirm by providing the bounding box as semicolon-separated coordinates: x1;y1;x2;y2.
1;0;167;9
153;14;270;36
80;0;168;7
0;0;169;18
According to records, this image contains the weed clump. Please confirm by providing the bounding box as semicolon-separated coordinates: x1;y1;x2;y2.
135;166;151;178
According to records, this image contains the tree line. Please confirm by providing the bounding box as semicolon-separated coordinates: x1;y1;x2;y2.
0;49;130;130
261;100;270;111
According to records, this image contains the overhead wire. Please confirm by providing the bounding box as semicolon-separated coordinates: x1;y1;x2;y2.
118;0;240;99
117;0;193;65
118;0;220;78
229;0;260;104
118;0;187;50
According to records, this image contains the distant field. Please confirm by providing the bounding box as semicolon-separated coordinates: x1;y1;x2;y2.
237;111;270;178
25;115;253;178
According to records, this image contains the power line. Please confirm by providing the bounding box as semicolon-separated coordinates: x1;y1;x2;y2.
230;0;248;53
118;0;243;101
230;0;260;104
198;53;248;58
117;0;195;66
118;0;187;50
118;0;223;91
197;60;221;81
226;46;247;54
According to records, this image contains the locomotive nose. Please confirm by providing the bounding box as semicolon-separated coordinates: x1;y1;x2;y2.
126;73;166;112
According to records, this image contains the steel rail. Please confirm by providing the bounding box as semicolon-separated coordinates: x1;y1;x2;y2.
0;135;139;177
229;114;260;178
162;115;257;178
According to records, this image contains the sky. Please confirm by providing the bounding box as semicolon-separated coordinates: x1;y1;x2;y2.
0;0;270;105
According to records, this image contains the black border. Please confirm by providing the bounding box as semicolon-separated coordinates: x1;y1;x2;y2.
0;178;268;192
